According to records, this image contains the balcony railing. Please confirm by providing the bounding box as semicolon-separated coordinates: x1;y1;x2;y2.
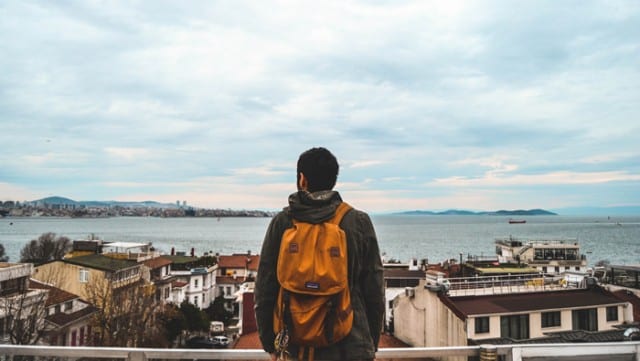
2;342;640;361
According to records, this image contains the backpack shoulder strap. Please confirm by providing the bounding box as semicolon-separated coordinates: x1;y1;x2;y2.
327;202;352;225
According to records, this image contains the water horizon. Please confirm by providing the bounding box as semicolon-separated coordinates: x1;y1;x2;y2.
1;214;639;267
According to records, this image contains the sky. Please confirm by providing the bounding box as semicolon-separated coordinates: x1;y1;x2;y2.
1;1;639;214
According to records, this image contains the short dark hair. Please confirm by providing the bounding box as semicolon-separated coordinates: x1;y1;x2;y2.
297;147;339;192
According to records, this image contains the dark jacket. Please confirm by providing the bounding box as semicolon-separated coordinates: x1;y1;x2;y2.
255;190;385;360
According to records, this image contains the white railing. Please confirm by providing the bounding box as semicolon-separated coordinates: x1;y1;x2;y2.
1;342;640;361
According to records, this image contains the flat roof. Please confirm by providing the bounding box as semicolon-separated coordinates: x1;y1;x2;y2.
64;254;138;272
449;286;626;317
102;242;149;249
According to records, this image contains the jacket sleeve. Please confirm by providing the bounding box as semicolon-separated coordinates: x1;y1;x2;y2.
358;212;385;349
254;212;288;353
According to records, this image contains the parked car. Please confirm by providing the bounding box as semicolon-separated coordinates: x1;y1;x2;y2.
185;336;217;349
212;335;230;348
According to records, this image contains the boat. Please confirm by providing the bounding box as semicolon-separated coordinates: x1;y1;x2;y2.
508;219;526;224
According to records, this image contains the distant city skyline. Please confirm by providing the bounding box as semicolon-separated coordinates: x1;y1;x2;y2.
1;1;639;213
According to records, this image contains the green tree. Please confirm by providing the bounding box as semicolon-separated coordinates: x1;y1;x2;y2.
159;304;186;345
205;295;234;325
20;232;71;265
179;300;209;333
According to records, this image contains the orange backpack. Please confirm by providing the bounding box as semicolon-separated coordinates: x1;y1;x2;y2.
273;202;353;353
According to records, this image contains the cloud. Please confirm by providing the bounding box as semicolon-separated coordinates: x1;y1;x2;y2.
432;171;640;187
1;1;639;212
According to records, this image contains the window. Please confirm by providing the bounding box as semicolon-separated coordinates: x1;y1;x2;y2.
534;249;543;260
194;296;199;307
79;269;89;283
475;317;490;334
501;315;529;340
554;266;560;273
64;301;72;311
607;306;619;322
541;311;561;328
572;308;598;331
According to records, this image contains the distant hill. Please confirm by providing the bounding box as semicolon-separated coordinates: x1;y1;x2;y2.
30;196;180;209
396;209;557;216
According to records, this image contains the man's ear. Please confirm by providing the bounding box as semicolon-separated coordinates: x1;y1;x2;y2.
298;172;308;191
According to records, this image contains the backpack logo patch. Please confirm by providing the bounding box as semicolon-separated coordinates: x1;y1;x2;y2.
305;281;320;290
330;247;340;257
288;243;299;253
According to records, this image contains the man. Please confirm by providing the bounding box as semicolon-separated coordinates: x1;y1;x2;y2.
255;147;385;361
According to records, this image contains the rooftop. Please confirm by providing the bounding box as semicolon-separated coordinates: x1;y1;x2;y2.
29;279;77;306
63;254;138;272
218;254;260;271
144;256;172;269
449;286;626;317
46;304;97;328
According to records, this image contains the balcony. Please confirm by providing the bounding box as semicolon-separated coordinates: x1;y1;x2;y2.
1;342;640;361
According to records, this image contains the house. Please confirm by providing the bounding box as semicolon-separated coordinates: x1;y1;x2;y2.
29;279;96;346
392;274;635;361
215;252;259;315
383;260;426;332
165;254;217;309
33;254;143;304
0;262;48;344
143;256;173;303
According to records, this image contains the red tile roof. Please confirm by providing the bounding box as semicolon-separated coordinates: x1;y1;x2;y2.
216;275;248;284
29;279;78;306
46;304;97;327
611;289;640;321
218;254;260;271
172;281;188;288
144;256;172;269
449;286;626;317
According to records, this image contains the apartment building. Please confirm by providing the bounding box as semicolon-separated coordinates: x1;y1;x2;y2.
495;237;589;274
165;254;217;310
215;252;259;315
33;254;143;304
0;262;48;344
392;274;635;361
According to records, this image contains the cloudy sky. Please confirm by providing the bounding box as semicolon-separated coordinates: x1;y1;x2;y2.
1;1;639;213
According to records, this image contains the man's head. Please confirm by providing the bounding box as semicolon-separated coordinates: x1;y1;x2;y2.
296;147;339;192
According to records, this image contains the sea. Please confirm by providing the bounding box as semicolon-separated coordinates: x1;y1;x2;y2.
1;215;639;267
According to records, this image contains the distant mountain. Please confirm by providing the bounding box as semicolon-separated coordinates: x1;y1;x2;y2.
395;209;557;216
31;197;180;209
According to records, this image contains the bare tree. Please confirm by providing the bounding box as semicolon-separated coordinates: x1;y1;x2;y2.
0;243;8;262
20;233;71;266
84;277;164;347
1;275;49;345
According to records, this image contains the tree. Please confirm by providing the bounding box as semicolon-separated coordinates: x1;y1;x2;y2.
158;304;186;346
20;232;71;265
84;277;163;347
205;295;234;325
0;243;8;262
0;274;49;345
179;300;209;333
